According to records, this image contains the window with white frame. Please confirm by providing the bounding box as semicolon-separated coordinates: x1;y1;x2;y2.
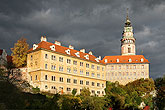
92;73;95;77
91;65;95;69
86;63;89;68
67;67;71;73
59;66;63;72
67;59;71;64
59;57;63;62
73;68;77;74
86;72;89;76
80;62;83;66
80;70;83;75
97;73;100;78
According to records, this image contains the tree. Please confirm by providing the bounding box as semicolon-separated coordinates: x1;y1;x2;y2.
11;37;29;67
72;88;77;96
80;87;91;97
154;75;165;110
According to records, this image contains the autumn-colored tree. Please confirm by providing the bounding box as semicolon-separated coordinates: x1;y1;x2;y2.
11;37;29;67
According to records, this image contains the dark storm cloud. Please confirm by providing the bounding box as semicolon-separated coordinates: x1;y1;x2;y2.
0;0;165;79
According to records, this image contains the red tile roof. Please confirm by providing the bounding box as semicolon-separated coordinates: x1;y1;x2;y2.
102;55;149;64
28;41;105;64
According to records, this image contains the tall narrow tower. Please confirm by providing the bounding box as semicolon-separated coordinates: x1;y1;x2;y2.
121;9;136;56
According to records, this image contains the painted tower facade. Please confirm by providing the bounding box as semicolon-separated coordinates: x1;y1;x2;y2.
121;12;136;56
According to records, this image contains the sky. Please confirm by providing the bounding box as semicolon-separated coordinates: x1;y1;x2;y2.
0;0;165;79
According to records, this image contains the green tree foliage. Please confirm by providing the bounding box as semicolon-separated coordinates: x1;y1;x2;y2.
72;88;77;96
11;37;29;67
155;75;165;110
58;95;82;110
105;78;156;110
80;87;91;97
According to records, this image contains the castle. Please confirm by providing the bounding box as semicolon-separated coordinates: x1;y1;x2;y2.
27;12;149;96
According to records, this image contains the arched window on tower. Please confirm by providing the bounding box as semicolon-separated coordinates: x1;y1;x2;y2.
128;48;131;53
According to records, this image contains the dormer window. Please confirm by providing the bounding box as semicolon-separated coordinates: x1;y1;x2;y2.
104;59;107;63
65;49;70;55
141;58;144;62
33;44;38;50
84;54;89;60
116;59;119;62
75;52;80;57
50;45;55;51
128;58;132;62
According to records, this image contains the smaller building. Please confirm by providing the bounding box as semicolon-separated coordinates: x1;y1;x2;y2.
103;55;149;85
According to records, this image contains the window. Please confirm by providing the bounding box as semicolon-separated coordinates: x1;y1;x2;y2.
35;75;37;80
31;76;32;81
97;66;100;70
126;72;129;76
92;82;95;86
134;72;136;76
59;77;63;82
92;73;95;77
97;74;100;78
45;85;48;89
67;78;71;83
45;75;47;80
102;84;104;88
73;79;77;84
73;60;77;65
67;67;71;73
59;66;63;72
126;65;129;69
86;81;89;85
141;72;144;76
45;54;48;59
45;64;48;69
119;66;121;69
67;59;71;64
97;91;100;94
80;70;83;75
119;72;121;76
80;62;83;66
31;55;33;60
129;59;132;62
59;57;63;62
91;65;94;69
52;76;55;81
102;74;104;78
97;83;100;87
111;66;114;70
128;48;131;53
133;65;136;69
112;72;114;76
51;65;56;70
86;72;89;76
102;67;104;71
51;55;56;60
91;90;95;94
51;86;56;89
116;59;119;62
142;65;144;69
102;91;104;95
73;68;77;74
80;80;83;85
86;63;89;68
67;88;71;91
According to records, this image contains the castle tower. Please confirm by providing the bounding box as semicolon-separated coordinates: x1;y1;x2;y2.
121;9;136;55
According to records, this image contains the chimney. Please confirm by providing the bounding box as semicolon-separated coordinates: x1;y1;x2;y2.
80;49;85;53
41;36;47;42
55;40;61;46
89;51;93;55
69;45;74;49
98;56;101;60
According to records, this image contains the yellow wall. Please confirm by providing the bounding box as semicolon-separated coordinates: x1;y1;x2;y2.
106;63;149;85
27;49;106;96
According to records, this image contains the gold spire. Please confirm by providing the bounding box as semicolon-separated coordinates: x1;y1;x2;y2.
125;8;131;26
